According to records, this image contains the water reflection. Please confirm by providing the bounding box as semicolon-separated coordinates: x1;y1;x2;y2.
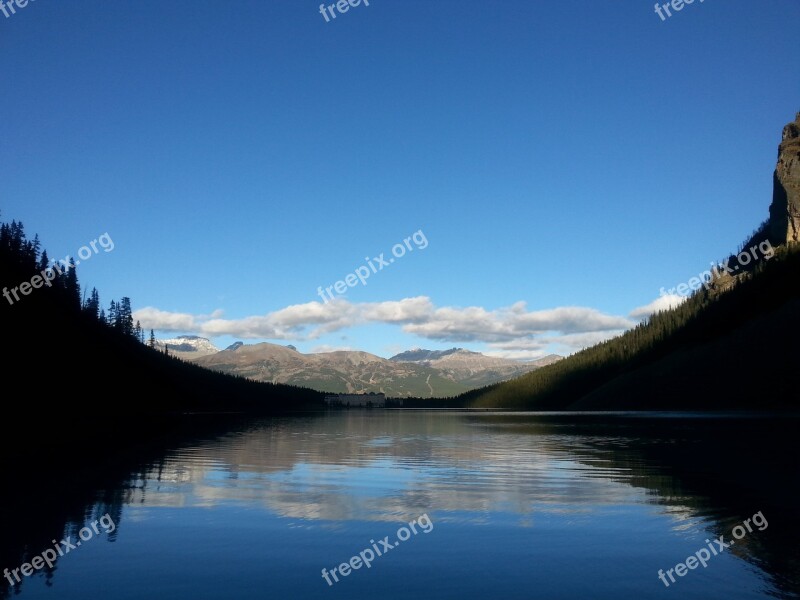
126;414;645;520
2;412;798;599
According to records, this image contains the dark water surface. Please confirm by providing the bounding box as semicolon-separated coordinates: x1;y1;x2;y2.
3;412;799;599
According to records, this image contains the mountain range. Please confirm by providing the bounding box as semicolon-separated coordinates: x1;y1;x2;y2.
158;336;561;397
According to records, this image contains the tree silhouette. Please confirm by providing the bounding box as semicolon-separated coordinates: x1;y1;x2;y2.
118;297;134;337
108;300;118;330
65;258;80;309
83;287;101;320
135;320;144;343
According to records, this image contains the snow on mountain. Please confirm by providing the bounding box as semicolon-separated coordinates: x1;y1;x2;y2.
155;335;219;359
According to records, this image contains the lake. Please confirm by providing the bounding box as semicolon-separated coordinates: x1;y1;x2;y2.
3;411;799;599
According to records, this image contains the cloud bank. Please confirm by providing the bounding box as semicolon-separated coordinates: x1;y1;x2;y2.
134;296;639;357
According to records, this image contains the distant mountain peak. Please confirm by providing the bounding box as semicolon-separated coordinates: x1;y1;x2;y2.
226;341;244;352
155;336;219;358
390;348;467;362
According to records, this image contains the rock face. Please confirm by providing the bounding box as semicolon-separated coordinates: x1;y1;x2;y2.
769;111;800;244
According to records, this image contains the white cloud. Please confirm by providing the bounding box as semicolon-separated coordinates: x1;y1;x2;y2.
629;294;686;320
543;330;625;352
484;329;626;360
484;338;549;361
134;297;637;349
132;307;198;331
402;303;633;343
361;297;434;323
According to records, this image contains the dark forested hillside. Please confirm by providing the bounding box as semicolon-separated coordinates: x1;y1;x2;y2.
0;216;324;455
462;244;800;410
458;113;800;411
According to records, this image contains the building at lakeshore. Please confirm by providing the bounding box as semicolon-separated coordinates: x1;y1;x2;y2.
324;393;387;408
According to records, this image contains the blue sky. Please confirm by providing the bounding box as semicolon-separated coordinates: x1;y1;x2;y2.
2;0;798;359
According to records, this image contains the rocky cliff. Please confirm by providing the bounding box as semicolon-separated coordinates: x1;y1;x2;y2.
769;111;800;244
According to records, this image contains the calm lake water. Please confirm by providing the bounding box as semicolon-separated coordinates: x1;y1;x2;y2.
4;412;799;599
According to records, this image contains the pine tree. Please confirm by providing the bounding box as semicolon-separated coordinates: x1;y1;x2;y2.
28;234;41;271
83;287;101;320
38;249;49;274
108;300;118;329
66;258;80;309
118;297;134;337
135;320;143;343
148;329;156;349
